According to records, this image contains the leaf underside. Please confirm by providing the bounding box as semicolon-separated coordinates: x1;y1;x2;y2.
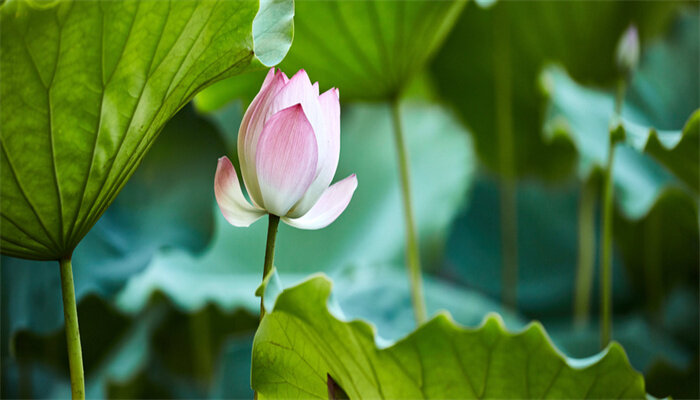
196;0;466;110
0;0;292;260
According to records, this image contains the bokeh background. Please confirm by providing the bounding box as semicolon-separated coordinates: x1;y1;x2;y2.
2;0;698;398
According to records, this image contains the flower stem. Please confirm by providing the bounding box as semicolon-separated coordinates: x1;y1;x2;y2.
574;176;598;328
390;97;427;326
59;256;85;400
260;214;280;320
254;214;280;400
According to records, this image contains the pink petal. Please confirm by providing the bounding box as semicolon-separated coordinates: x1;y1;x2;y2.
260;68;276;90
214;157;265;227
239;69;324;208
282;174;357;230
255;104;319;216
269;69;325;144
288;87;341;218
238;69;288;207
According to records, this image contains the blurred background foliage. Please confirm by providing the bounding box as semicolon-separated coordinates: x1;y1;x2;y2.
2;0;698;399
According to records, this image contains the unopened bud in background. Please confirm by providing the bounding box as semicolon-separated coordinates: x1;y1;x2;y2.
615;24;640;75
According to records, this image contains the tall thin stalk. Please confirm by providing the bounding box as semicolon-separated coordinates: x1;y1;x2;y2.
390;97;427;326
643;211;662;314
600;79;626;347
574;176;598;327
599;142;615;346
59;257;85;400
494;5;518;310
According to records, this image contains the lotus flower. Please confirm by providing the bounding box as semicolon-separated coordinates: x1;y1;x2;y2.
215;69;357;230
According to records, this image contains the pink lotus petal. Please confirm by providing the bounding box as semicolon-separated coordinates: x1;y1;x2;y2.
260;68;276;90
283;174;357;230
238;69;288;207
270;69;325;146
288;87;341;218
240;70;325;208
255;104;319;216
214;157;265;227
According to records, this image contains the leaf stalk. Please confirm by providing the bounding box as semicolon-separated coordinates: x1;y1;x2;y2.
494;4;518;311
390;97;427;326
59;256;85;400
574;176;598;327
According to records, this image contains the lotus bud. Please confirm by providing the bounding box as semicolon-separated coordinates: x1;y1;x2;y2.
215;69;357;230
615;24;639;75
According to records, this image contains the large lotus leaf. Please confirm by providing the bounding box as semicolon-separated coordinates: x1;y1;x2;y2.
431;1;679;178
115;100;475;314
0;0;293;260
195;0;466;110
252;275;646;399
0;105;226;342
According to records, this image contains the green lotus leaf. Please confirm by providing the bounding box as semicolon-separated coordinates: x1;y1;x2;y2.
195;0;466;110
0;0;293;260
252;275;646;399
